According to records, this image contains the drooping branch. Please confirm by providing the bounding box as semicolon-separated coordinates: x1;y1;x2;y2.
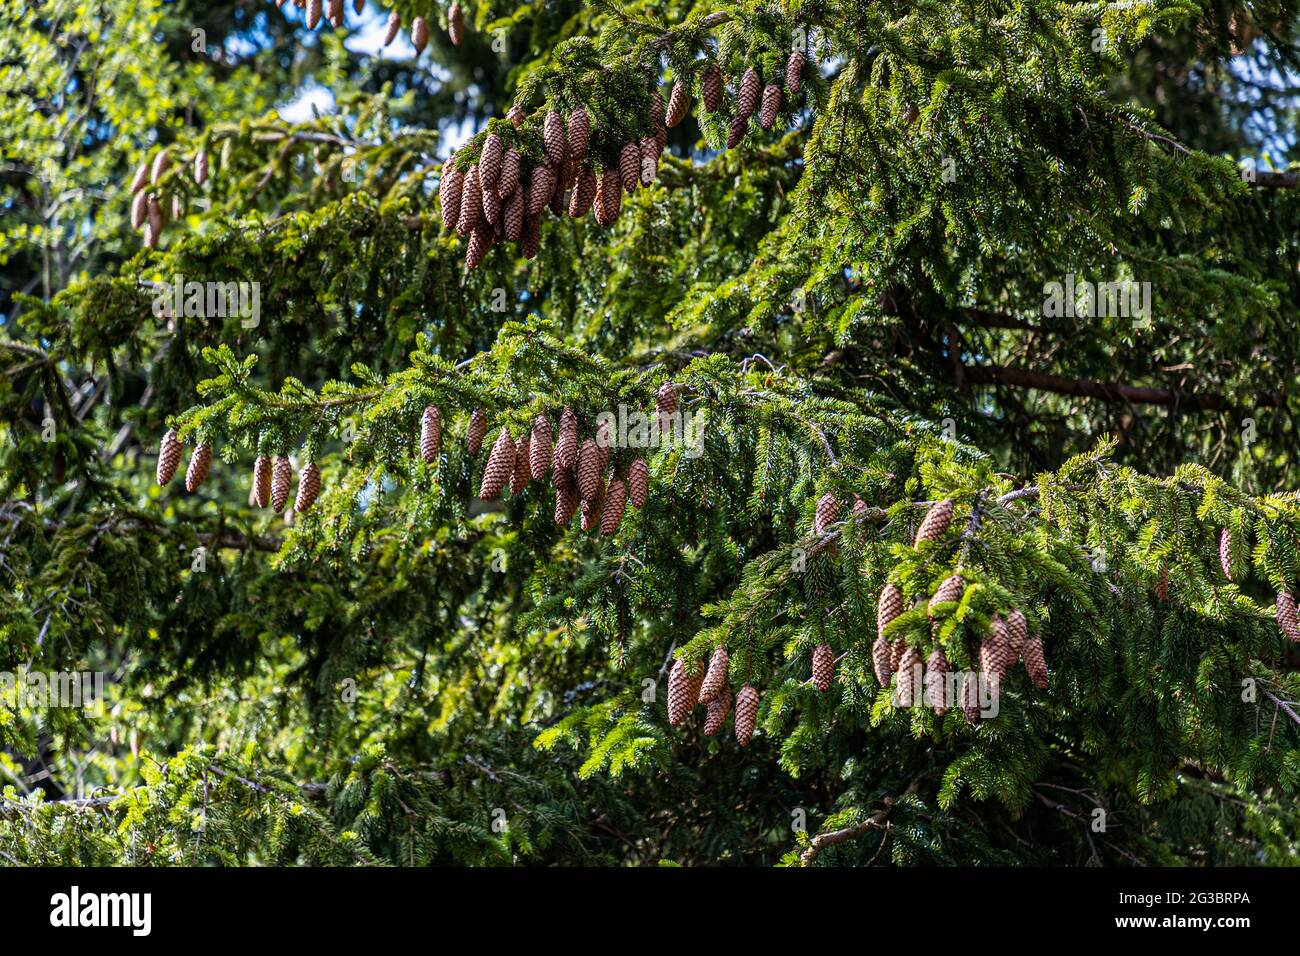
800;782;918;866
961;364;1278;412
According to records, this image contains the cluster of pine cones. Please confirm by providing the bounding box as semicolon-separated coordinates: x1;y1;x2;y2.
1214;526;1300;645
666;647;762;747
156;429;321;513
128;146;208;249
445;47;808;270
276;0;468;48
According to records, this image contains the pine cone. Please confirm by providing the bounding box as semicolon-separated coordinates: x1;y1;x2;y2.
738;67;761;118
814;491;839;536
327;0;343;28
1022;633;1049;689
185;442;212;492
555;406;579;470
465;221;491;270
915;499;953;544
894;647;922;707
877;583;904;638
812;643;835;692
725;114;748;149
548;178;567;217
503;187;524;242
511;434;531;494
647;90;664;129
478;133;503;192
1219;527;1234;581
193;150;209;186
628;457;648;508
872;636;894;685
295;461;321;512
382;10;400;45
701;65;723;113
786;49;806;95
851;495;869;517
507;104;526;127
595;417;613;470
567;108;590;161
170;194;184;221
925;648;950;715
699;647;730;704
526;165;556;217
1006;609;1028;659
639;136;659;186
130;160;150;194
980;617;1011;687
479;178;502;229
252;454;271;508
594;169;622;226
271;455;293;512
568;167;596;217
667;658;703;726
580;497;600;532
601;479;627;535
666;81;690;128
529;415;552;479
411;15;429;53
759;84;782;129
156;429;183;485
541;109;566;167
131;190;148;230
447;2;464;45
928;574;965;617
521;214;541;259
655;382;678;436
1155;565;1169;602
1277;589;1300;642
467;408;488;455
353;0;363;14
577;438;602;501
702;683;732;736
420;405;442;464
151;149;170;184
889;638;906;672
554;472;579;526
734;685;760;746
147;195;164;239
961;671;982;724
497;148;521;200
440;162;464;231
619;142;640;194
479;427;515;500
456;165;481;237
306;0;322;29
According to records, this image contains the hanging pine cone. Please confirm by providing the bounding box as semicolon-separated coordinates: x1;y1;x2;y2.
655;382;678;436
595;417;613;470
666;81;690;127
147;195;163;238
702;683;732;736
759;84;782;129
440;162;464;230
725;114;748;149
466;408;488;455
554;473;579;526
411;15;429;53
478;133;503;193
151;149;171;184
667;659;703;726
980;617;1011;687
734;685;760;746
529;414;552;479
871;636;893;686
131;190;148;230
619;142;640;194
961;671;982;724
701;65;723;113
568;168;596;218
567;108;590;161
580;497;600;532
786;49;806;95
503;187;524;242
811;642;835;692
130;160;150;194
419;405;441;465
600;479;627;535
543;110;567;166
699;647;730;704
1277;589;1300;642
925;648;950;715
185;442;212;492
480;178;502;229
526;165;556;217
479;427;515;500
594;169;621;226
507;104;526;127
465;221;491;270
156;429;182;485
456;165;481;237
895;647;922;707
851;495;869;517
252;454;271;508
193;150;208;186
1219;527;1234;581
915;499;954;544
382;10;400;45
737;67;761;118
814;491;839;536
497;148;521;200
628;457;648;508
928;574;965;617
447;2;464;45
511;434;531;494
1006;608;1028;659
353;0;363;14
295;461;321;512
639;136;659;186
271;455;292;512
877;583;904;638
1155;565;1170;601
548;178;567;217
521;215;541;259
889;638;906;671
577;439;602;501
555;406;579;470
1022;633;1049;688
327;0;343;28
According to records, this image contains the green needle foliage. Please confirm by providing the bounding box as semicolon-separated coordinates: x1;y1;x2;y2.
2;0;1299;866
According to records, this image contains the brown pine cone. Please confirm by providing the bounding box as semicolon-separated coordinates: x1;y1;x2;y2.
271;455;293;512
156;429;183;486
701;65;723;113
619;142;640;194
526;165;556;217
814;491;839;536
479;427;515;500
628;457;648;508
1006;609;1028;659
307;0;322;29
507;104;526;127
456;165;481;237
925;648;950;715
877;583;904;638
411;15;429;53
655;382;678;435
480;178;502;228
914;499;953;544
667;658;703;726
872;636;894;686
576;439;602;501
647;90;664;129
382;10;400;45
465;221;491;270
151;149;171;184
131;190;148;230
895;647;922;707
594;169;621;226
980;616;1011;687
466;408;488;455
786;49;806;95
130;160;150;194
759;84;782;129
927;574;965;617
503;187;524;242
699;646;730;704
734;685;760;746
147;195;164;238
555;406;579;470
568;168;597;218
639;136;659;186
1277;589;1300;642
353;0;363;13
725;114;748;149
811;642;835;692
541;110;566;167
851;495;869;517
252;454;271;508
447;2;464;45
595;417;613;470
185;442;212;492
440;162;464;231
554;472;579;526
580;497;600;532
420;405;441;464
1155;565;1170;602
1022;633;1049;689
327;0;343;28
1219;527;1234;581
295;461;322;512
548;178;567;217
511;434;531;494
478;133;503;192
737;67;761;118
600;479;627;535
702;683;732;736
193;150;209;186
521;214;541;259
666;81;690;128
961;671;982;724
498;148;521;200
567;108;590;161
529;414;552;479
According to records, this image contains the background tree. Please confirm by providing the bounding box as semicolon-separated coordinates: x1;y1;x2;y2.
2;0;1300;866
